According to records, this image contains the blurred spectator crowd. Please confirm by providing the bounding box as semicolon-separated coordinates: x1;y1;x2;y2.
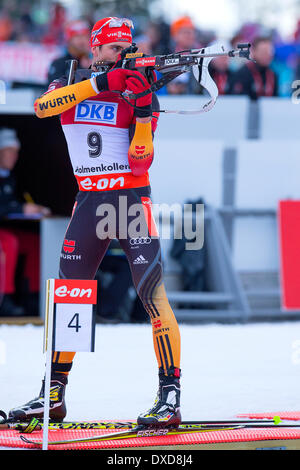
0;1;300;98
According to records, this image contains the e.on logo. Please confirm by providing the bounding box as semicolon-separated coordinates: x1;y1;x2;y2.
79;175;125;191
54;279;97;304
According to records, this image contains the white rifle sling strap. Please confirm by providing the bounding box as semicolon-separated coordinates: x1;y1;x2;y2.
192;45;220;114
162;44;222;115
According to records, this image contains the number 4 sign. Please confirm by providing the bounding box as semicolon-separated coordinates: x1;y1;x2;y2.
42;279;97;450
45;279;97;353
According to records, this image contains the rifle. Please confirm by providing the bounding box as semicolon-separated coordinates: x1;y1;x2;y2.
67;42;252;115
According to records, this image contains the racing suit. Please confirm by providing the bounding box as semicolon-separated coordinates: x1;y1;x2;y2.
36;72;181;379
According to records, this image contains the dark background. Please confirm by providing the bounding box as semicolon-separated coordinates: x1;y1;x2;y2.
0;113;78;216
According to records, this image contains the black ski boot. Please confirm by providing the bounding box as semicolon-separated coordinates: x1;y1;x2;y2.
137;368;181;428
8;373;67;422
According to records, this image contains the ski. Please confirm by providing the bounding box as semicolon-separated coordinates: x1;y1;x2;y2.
20;421;300;446
0;417;259;432
0;418;135;432
0;409;292;433
1;408;299;447
0;413;283;432
20;424;242;446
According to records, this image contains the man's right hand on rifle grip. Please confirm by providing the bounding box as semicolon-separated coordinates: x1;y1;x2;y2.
93;68;148;93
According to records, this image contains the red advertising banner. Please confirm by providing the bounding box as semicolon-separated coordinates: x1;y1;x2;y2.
278;200;300;309
0;42;62;84
54;279;98;304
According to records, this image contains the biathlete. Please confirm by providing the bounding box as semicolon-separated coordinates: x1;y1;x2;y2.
9;17;181;428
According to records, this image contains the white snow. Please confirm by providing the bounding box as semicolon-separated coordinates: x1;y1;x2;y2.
0;321;299;421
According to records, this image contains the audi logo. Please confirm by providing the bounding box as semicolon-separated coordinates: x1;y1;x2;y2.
130;237;151;245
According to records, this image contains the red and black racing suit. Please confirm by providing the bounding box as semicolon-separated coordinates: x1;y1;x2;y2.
38;73;181;379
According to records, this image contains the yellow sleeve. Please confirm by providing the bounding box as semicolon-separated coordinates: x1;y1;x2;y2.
34;78;99;118
128;121;154;176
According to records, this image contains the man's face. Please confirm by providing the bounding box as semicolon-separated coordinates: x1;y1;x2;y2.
252;41;274;67
91;42;132;63
68;34;90;57
174;27;196;49
0;147;19;170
